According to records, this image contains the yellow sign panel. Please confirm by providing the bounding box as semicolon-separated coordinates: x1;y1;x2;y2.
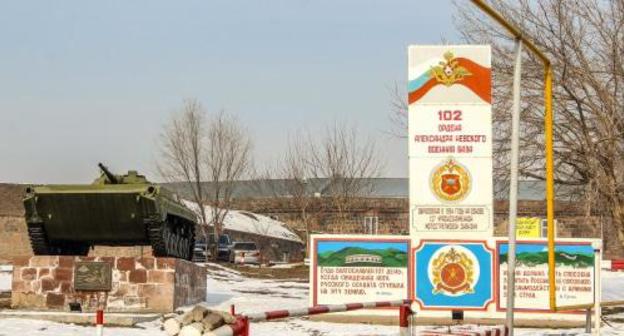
516;217;541;238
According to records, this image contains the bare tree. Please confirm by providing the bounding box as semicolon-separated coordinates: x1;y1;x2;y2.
158;100;252;257
455;0;624;252
158;99;209;226
387;82;409;139
280;133;318;248
308;122;384;223
205;111;252;238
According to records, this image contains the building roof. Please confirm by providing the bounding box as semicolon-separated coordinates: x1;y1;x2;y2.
183;201;303;243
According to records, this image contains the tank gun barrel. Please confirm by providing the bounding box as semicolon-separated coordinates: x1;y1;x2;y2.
98;163;119;184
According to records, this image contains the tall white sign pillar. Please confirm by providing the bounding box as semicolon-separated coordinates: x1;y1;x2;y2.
408;46;493;240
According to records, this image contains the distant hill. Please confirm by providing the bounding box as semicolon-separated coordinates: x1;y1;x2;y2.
499;251;594;268
318;246;408;267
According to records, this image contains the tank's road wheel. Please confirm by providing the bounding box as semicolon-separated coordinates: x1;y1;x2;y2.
164;228;174;257
164;226;184;259
183;223;195;260
146;218;194;260
180;238;189;259
176;236;185;259
179;238;188;259
175;234;182;258
170;234;178;258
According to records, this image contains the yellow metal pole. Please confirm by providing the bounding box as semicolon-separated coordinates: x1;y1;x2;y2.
469;0;549;64
469;0;558;310
545;65;556;310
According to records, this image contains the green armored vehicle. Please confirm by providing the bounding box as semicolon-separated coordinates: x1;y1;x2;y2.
23;163;196;260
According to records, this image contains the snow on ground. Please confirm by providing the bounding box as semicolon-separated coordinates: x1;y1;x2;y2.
1;264;624;335
602;269;624;301
204;262;308;313
0;318;163;336
269;262;305;269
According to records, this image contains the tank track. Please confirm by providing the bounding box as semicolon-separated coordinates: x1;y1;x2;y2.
27;223;89;256
146;217;194;261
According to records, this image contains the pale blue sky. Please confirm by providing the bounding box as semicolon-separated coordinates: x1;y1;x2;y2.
0;1;461;183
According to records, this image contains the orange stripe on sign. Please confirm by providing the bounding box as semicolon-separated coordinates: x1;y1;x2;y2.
455;57;492;104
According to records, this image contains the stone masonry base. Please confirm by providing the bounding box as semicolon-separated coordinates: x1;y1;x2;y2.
11;256;206;313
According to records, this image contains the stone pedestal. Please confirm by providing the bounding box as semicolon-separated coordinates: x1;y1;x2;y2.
11;256;206;313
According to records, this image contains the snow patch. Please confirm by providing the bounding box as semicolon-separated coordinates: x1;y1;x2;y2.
602;269;624;302
183;201;303;243
269;262;304;269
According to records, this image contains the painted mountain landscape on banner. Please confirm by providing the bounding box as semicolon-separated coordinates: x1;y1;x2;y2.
317;242;408;268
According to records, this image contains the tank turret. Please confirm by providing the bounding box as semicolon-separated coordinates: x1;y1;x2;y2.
97;162;119;184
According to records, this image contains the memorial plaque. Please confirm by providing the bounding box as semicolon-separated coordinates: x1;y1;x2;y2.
74;262;112;291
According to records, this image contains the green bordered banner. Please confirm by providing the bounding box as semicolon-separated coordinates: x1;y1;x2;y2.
311;235;412;307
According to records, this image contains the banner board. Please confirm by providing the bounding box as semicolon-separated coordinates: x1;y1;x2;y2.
310;236;598;324
413;240;493;310
408;238;598;322
497;241;595;311
408;45;493;239
310;235;412;306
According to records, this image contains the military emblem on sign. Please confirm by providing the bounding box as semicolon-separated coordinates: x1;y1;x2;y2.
430;247;476;296
429;51;472;86
430;158;471;202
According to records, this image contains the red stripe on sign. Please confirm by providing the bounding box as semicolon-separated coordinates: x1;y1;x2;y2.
308;306;330;315
265;310;290;320
375;301;391;308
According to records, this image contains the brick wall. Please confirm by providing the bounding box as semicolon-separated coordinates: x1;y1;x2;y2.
229;197;408;235
230;197;622;258
11;256;205;313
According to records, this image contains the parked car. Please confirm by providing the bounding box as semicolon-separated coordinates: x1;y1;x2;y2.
217;234;233;261
192;236;212;262
229;242;261;265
